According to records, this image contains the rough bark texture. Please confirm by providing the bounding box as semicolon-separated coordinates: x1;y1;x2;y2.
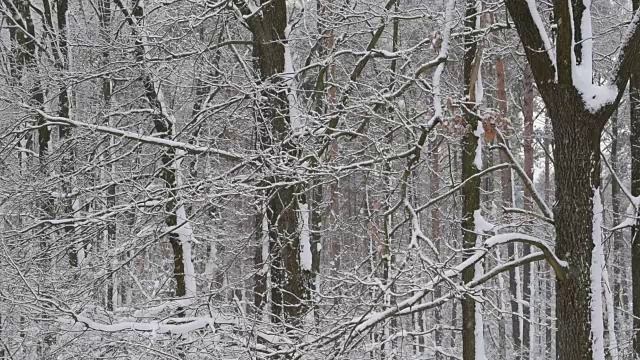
550;97;603;360
610;109;625;335
543;117;554;357
632;0;640;354
461;0;480;357
247;0;307;326
504;0;640;356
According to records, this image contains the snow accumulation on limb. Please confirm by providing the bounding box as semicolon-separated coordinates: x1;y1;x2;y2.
425;0;456;128
610;7;640;100
524;0;556;78
61;314;237;335
299;202;312;271
568;0;618;113
348;232;564;334
284;22;303;132
175;205;197;297
495;135;554;220
28;107;243;160
473;121;484;170
591;188;606;360
602;154;640;230
405;198;439;255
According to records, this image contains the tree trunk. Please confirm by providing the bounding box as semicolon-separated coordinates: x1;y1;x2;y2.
116;0;195;301
543;116;554;358
610;109;626;341
631;0;640;352
249;0;307;327
461;0;483;357
550;101;604;360
98;0;117;311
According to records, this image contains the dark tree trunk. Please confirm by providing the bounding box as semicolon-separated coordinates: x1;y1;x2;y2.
631;0;640;353
633;83;640;354
247;0;308;327
53;0;78;267
461;0;481;355
503;0;640;355
610;109;626;337
550;97;604;360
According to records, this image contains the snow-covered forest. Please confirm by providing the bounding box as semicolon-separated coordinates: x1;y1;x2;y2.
1;0;640;358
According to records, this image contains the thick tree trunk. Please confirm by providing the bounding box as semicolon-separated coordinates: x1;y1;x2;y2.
250;0;307;327
550;101;603;360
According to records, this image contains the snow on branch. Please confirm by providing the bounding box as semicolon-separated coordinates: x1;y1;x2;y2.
602;154;640;230
504;0;557;89
24;107;243;161
494;132;554;220
425;0;456;127
348;232;565;335
61;314;235;335
609;7;640;106
405;198;439;255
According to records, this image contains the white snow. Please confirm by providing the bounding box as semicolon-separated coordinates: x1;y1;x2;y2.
473;213;487;360
299;202;312;271
351;232;564;334
405;199;439;254
284;24;302;131
473;121;484;170
175;206;197;297
568;0;617;113
472;202;487;359
426;0;456;127
473;209;494;233
32;108;242;160
590;188;605;360
602;263;619;360
65;314;236;335
474;261;487;360
525;0;557;78
611;203;637;230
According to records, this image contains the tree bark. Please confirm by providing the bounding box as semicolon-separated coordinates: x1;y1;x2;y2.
461;0;482;357
550;98;603;360
631;0;640;353
246;0;308;327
